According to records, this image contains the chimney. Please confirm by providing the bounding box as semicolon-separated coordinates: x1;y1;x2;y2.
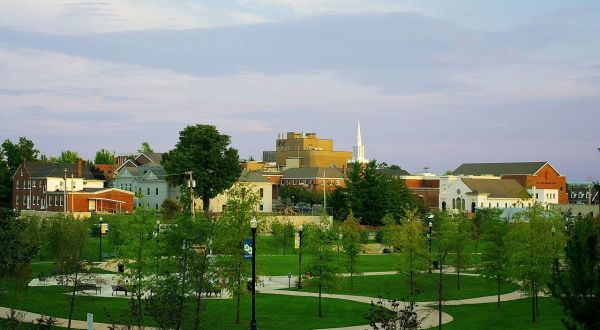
77;159;82;178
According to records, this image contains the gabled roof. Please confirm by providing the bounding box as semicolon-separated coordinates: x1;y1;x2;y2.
462;178;528;199
20;161;97;179
114;164;166;181
282;167;346;179
135;153;163;164
452;162;548;176
376;168;411;177
239;170;271;183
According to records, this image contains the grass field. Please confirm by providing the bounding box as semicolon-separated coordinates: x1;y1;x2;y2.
295;273;519;302
258;254;398;275
443;297;565;329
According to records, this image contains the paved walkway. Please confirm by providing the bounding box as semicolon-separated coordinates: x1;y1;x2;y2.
2;269;527;330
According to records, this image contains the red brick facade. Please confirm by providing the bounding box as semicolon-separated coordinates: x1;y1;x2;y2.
502;163;568;204
46;189;134;213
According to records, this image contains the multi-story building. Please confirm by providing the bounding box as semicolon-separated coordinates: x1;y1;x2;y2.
203;171;275;213
452;162;568;204
280;167;346;191
113;164;179;211
12;159;133;214
266;132;352;171
439;176;533;213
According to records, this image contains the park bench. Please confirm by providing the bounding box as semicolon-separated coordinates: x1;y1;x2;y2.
111;284;128;296
78;283;102;294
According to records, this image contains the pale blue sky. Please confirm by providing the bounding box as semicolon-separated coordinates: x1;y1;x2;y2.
0;1;598;180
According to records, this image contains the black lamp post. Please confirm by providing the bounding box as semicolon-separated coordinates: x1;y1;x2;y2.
249;217;258;330
155;220;160;261
99;217;103;261
428;220;433;273
298;224;303;289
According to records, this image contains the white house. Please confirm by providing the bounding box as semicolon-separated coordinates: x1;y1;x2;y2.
439;176;534;213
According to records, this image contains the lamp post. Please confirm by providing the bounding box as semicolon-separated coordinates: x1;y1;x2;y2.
428;221;433;273
298;224;303;289
155;220;160;261
249;217;258;330
98;217;103;261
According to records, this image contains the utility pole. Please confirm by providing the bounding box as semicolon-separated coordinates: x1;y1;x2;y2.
322;171;327;214
71;173;74;213
63;169;67;214
587;176;593;205
187;171;195;217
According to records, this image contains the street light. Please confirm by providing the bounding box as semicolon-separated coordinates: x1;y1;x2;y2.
249;217;258;330
298;224;303;289
98;217;103;261
428;221;433;273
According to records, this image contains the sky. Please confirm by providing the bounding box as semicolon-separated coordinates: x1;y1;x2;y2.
0;0;599;181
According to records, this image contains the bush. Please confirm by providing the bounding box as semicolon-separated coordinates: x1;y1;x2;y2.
375;230;384;243
161;199;182;220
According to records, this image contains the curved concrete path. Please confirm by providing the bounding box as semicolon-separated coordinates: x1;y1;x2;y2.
2;270;526;329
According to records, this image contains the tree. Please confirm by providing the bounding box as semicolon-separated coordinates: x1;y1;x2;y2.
550;214;600;330
0;158;10;207
333;161;420;225
305;216;342;317
161;198;182;220
445;213;472;290
271;218;295;255
279;185;322;206
1;137;39;174
432;211;452;329
478;208;510;308
94;149;115;165
55;150;80;164
397;209;429;296
339;211;364;289
366;298;422;330
213;183;259;324
506;205;564;322
162;124;241;213
138;142;154;154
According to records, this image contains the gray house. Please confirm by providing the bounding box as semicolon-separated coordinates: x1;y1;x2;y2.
113;164;179;211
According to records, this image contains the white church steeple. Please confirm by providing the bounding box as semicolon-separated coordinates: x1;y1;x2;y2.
352;120;368;163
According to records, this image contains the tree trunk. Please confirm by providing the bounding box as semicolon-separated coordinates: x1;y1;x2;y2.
67;234;85;329
177;242;189;330
531;279;536;323
236;266;241;324
438;257;443;330
318;279;322;317
410;270;414;297
202;195;210;213
497;275;501;309
457;255;460;290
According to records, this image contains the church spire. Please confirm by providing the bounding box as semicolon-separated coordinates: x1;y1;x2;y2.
352;120;368;163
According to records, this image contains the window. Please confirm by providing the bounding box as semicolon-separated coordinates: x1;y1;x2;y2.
155;204;159;210
259;205;264;211
259;188;264;198
535;193;538;199
505;203;508;208
496;203;499;207
32;180;36;188
60;196;63;206
16;181;19;189
489;203;491;208
16;195;19;205
156;188;159;195
147;188;150;195
452;199;456;209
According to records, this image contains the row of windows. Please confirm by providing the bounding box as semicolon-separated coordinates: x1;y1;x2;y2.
118;183;160;196
15;195;63;207
282;179;341;186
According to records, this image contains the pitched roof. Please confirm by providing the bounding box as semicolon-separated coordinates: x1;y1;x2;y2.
452;162;548;176
282;167;346;179
24;161;97;179
376;168;411;177
136;152;163;164
462;178;528;199
239;170;270;183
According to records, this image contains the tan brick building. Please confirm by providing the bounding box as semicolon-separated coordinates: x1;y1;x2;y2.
271;132;352;171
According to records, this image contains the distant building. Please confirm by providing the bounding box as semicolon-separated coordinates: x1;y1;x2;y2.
201;171;275;213
567;183;599;205
113;164;179;212
281;167;346;192
351;120;368;164
265;132;352;171
439;176;533;213
12;159;133;213
452;162;568;204
375;168;440;211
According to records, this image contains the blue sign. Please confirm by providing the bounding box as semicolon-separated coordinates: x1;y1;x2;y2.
243;239;253;260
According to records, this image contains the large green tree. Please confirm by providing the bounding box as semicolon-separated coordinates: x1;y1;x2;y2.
332;161;419;225
55;150;80;164
94;149;115;165
478;208;510;308
550;214;600;330
339;211;364;289
305;216;342;317
213;183;259;324
507;205;564;323
445;213;472;290
138;142;154;154
162;124;241;212
397;209;429;296
1;137;39;174
270;218;295;255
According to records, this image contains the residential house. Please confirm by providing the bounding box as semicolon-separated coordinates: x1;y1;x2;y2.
113;164;179;211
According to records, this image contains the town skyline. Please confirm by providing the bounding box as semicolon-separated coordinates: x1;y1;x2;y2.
1;1;599;181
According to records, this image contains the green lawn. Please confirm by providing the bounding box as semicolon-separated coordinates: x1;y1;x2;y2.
259;254;398;276
295;273;518;302
443;297;565;329
0;285;370;329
